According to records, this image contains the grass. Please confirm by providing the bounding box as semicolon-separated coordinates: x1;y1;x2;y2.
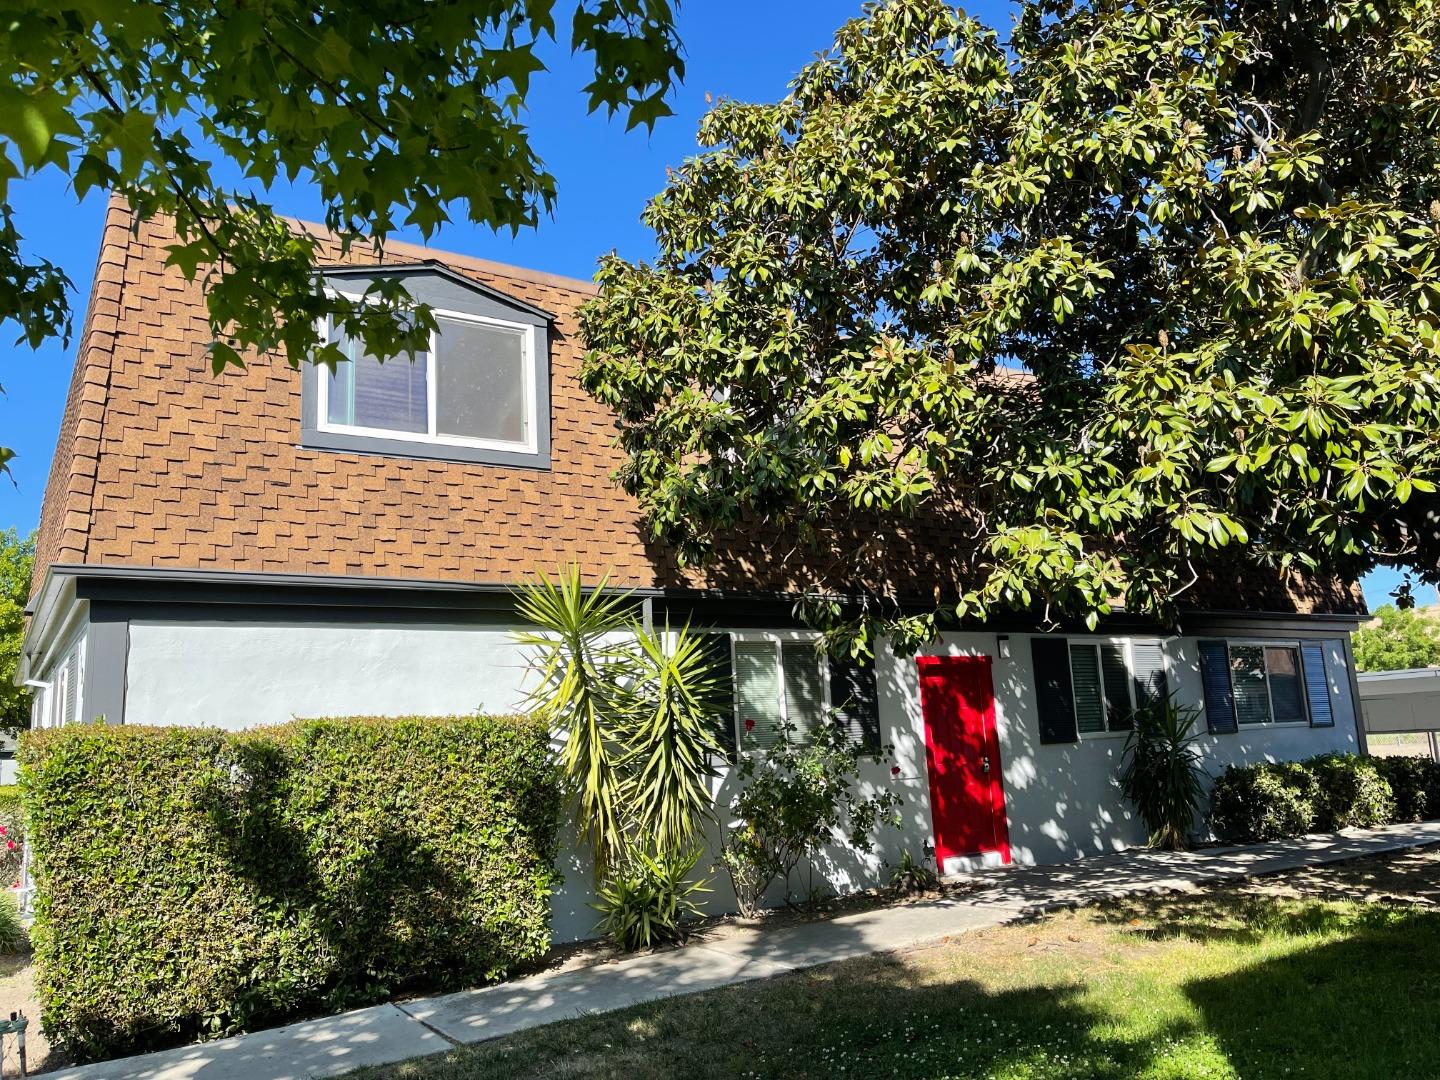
352;858;1440;1080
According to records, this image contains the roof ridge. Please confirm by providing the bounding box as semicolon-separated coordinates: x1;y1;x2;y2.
283;217;601;296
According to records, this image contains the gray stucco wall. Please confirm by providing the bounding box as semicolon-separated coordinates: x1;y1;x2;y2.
119;617;1361;942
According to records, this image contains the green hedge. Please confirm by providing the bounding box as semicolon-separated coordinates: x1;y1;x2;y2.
1210;752;1422;843
1373;755;1440;822
20;715;562;1062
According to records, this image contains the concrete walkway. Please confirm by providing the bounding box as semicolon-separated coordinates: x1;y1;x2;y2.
48;821;1440;1080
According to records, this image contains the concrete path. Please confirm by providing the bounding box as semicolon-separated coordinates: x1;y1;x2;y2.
47;821;1440;1080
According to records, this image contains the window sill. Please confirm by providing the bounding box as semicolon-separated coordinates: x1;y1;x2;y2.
1233;721;1314;731
298;431;551;470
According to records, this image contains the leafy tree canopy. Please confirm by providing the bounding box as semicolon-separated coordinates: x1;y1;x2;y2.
582;0;1440;654
0;529;35;734
0;0;684;473
1353;604;1440;671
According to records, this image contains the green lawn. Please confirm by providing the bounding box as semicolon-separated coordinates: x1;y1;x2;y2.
352;851;1440;1080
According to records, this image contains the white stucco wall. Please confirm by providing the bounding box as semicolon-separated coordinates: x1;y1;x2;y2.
125;620;534;728
121;617;1361;942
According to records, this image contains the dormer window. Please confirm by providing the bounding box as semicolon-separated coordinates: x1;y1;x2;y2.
318;311;537;453
301;263;552;469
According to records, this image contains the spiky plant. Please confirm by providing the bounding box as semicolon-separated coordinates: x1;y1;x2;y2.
1118;696;1206;851
514;567;723;881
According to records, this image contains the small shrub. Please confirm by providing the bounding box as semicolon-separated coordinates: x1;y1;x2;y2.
1117;697;1206;850
0;891;26;955
720;722;901;918
1309;753;1394;830
593;847;708;950
21;715;562;1062
1209;761;1320;842
1373;756;1440;822
888;850;939;895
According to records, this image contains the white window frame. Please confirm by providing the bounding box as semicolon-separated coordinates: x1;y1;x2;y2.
728;631;832;752
1065;636;1169;741
1224;639;1311;728
41;634;85;730
315;305;540;456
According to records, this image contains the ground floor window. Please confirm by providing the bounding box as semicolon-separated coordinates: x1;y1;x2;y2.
1199;640;1335;733
699;632;881;757
37;635;85;730
1033;637;1169;744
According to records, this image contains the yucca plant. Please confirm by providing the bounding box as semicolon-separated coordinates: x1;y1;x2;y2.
514;567;724;883
1118;695;1206;851
625;627;729;855
592;846;709;950
513;567;637;874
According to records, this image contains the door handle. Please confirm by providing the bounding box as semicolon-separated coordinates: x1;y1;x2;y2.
981;756;991;774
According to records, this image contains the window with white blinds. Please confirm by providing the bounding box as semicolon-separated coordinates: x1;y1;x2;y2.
48;637;84;728
318;311;538;454
733;637;828;753
1064;639;1169;738
1201;639;1340;732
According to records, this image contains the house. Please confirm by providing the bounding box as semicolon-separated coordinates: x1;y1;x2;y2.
20;198;1369;940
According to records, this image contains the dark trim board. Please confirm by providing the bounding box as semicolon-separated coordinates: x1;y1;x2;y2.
40;564;1366;635
117;603;530;631
319;262;556;322
81;601;129;726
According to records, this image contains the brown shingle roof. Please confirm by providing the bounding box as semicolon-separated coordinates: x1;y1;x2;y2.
30;196;1364;618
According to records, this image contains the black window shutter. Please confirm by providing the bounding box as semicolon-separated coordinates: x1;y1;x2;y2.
697;632;738;758
1301;642;1335;727
1199;640;1238;734
829;655;881;755
1032;637;1078;744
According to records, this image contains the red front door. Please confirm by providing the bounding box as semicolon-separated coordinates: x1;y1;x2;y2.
917;655;1010;870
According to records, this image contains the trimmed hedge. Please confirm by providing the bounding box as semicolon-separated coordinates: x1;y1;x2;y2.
1308;753;1393;830
1210;752;1425;843
20;715;562;1062
1373;755;1440;822
1209;760;1320;842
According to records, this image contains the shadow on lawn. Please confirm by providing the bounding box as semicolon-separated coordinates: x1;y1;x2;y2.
1184;907;1440;1080
420;953;1204;1080
1100;891;1410;946
397;895;1440;1080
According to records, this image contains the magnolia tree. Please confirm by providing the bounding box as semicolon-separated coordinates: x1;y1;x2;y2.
0;0;683;472
581;0;1440;654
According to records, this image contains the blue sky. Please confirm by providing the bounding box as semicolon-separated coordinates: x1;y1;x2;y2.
0;0;1418;611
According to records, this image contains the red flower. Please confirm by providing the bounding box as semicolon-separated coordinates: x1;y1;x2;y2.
891;766;902;777
9;881;16;889
0;826;8;836
744;718;756;732
5;841;14;851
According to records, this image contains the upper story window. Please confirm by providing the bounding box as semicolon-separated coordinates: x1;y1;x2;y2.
301;263;552;469
318;311;536;453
